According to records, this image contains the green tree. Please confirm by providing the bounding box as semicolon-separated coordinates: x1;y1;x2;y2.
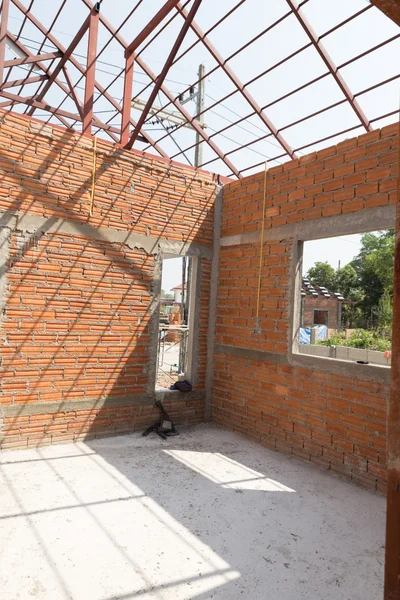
349;230;394;327
306;262;337;290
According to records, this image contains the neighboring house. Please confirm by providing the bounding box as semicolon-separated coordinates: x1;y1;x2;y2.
301;278;345;330
171;283;186;303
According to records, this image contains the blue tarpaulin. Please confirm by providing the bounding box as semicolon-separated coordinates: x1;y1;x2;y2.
299;325;328;344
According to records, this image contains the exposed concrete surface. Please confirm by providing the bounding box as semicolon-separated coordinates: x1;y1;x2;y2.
205;187;223;421
0;209;213;259
1;389;206;418
220;204;395;247
0;425;384;600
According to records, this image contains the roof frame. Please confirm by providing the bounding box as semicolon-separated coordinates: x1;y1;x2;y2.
0;0;396;177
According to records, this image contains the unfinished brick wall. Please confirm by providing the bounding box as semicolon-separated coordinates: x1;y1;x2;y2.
213;123;398;492
0;111;220;449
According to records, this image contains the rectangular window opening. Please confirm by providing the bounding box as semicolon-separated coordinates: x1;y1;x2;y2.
156;255;198;390
294;230;394;367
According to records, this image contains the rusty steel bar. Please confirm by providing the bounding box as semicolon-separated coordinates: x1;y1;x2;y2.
175;1;295;158
120;51;134;146
2;30;119;142
384;117;400;600
62;66;83;120
126;0;181;54
3;50;62;68
82;2;99;136
11;0;163;153
0;0;10;85
1;74;46;88
0;89;82;119
286;0;372;131
79;0;243;176
29;13;91;114
126;0;203;149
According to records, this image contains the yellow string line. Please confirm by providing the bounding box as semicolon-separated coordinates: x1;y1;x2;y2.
255;160;268;322
89;135;97;217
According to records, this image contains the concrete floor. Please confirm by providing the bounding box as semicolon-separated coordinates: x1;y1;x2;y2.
0;425;385;600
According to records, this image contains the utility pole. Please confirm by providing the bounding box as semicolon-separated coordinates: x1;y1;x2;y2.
194;63;205;168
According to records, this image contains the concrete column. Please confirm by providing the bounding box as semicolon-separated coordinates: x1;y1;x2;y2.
204;186;223;422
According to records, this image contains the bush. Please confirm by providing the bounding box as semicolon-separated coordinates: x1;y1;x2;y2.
318;329;391;352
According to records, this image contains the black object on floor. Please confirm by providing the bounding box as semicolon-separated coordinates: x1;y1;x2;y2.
142;399;179;440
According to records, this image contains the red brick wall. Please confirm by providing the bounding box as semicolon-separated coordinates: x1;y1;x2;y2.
213;123;398;492
0;111;219;448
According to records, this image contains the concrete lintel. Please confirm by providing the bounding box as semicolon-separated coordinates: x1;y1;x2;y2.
215;343;289;365
1;389;206;419
289;352;391;385
220;205;396;247
214;343;390;384
0;210;212;259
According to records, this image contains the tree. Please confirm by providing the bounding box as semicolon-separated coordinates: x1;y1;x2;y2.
306;262;337;290
349;230;394;327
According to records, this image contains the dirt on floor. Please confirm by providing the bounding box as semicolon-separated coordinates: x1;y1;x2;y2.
0;424;385;600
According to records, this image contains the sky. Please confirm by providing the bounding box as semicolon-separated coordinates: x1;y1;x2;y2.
3;0;399;288
302;233;362;275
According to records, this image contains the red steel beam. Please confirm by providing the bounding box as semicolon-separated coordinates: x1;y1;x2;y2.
2;31;120;142
175;1;296;159
285;0;372;132
126;0;181;54
1;74;46;89
126;0;203;149
62;66;83;120
0;90;82;120
82;2;99;136
4;51;62;68
81;0;239;175
384;118;400;600
120;51;134;146
0;0;10;85
11;0;165;155
28;14;91;115
121;0;182;144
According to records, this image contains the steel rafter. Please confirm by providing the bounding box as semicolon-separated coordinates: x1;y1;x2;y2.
285;0;372;132
175;1;296;159
0;0;396;178
121;0;181;146
82;2;99;136
0;0;10;85
81;0;241;177
9;0;163;155
127;0;203;149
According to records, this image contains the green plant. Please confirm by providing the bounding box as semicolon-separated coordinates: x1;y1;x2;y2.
317;328;391;352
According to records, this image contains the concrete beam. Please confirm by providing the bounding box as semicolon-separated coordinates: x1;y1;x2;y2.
0;389;206;418
220;204;396;248
204;187;223;421
0;209;212;259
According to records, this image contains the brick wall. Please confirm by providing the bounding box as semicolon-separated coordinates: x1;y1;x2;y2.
213;123;398;492
0;111;219;448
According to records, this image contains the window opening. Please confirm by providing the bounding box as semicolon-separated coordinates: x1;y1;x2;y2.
296;230;393;367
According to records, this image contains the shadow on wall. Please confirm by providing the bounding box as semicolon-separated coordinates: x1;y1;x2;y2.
0;122;214;447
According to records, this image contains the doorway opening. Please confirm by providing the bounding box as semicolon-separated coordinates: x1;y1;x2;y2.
156;255;198;390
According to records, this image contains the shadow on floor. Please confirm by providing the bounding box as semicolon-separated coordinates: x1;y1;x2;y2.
0;424;385;600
